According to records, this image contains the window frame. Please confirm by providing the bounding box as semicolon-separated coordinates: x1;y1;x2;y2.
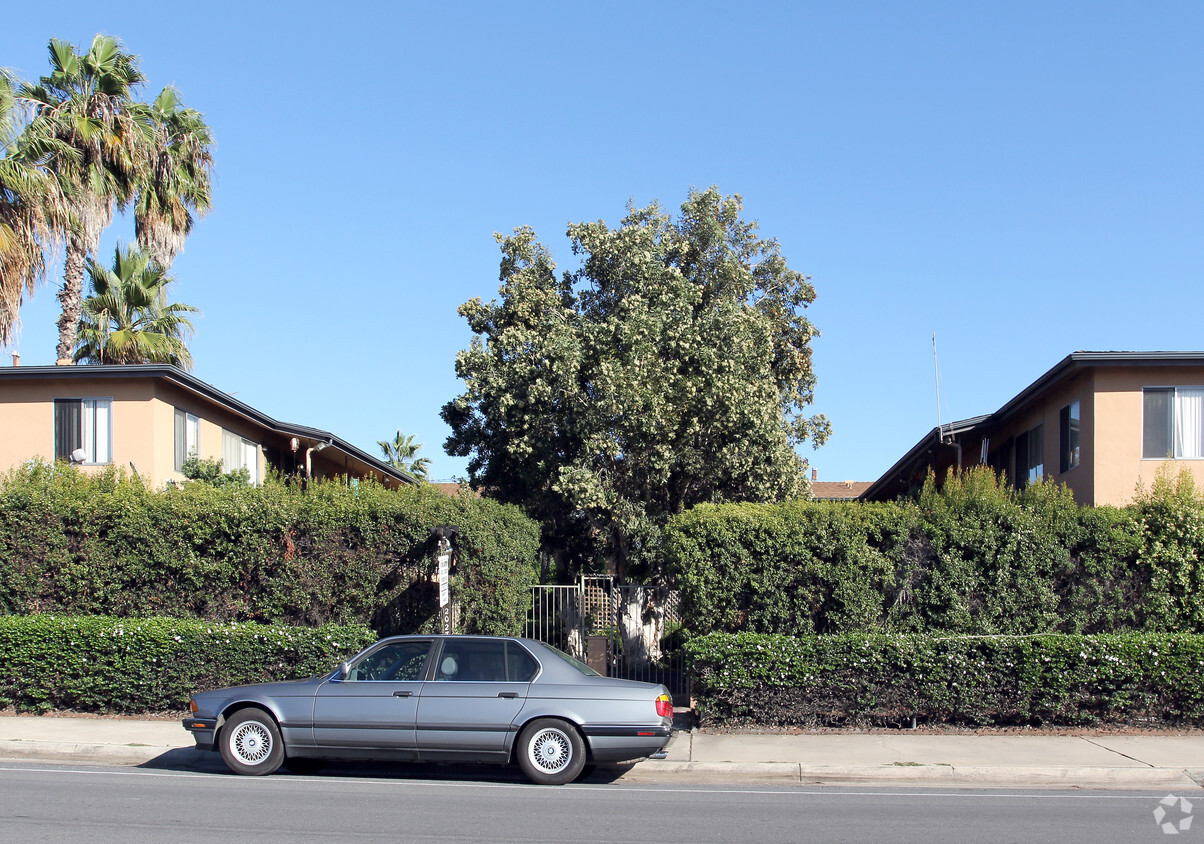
53;397;112;465
1014;423;1043;488
430;639;540;683
345;640;433;682
1059;399;1080;473
1143;386;1204;460
174;408;200;472
222;429;260;484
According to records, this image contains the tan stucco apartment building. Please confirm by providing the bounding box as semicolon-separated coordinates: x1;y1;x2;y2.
864;352;1204;506
0;364;412;489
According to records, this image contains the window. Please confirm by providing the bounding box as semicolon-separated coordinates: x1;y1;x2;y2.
434;639;517;682
222;429;260;484
1144;387;1204;459
54;398;111;464
347;641;431;682
1059;400;1080;473
174;409;200;472
506;644;539;682
1014;424;1043;487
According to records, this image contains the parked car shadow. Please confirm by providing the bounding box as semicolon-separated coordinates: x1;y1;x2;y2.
138;748;639;785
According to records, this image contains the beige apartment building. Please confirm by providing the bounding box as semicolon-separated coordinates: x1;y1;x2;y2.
0;364;413;489
863;352;1204;506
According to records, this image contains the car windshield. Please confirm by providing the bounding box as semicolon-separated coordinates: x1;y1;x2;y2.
539;643;601;676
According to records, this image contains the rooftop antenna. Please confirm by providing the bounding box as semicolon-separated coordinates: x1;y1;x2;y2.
933;332;945;441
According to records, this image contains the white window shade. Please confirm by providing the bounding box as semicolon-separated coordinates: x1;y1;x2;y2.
1175;389;1204;459
222;429;259;483
242;439;259;485
82;399;111;464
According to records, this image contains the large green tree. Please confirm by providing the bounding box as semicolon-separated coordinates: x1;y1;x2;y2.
73;243;197;369
443;188;830;580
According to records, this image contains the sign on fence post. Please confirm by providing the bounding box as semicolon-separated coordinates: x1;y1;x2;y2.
438;537;451;634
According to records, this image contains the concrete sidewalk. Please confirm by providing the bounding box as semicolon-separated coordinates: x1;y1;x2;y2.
0;715;1200;789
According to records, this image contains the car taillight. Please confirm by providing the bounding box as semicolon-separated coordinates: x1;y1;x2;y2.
655;693;672;718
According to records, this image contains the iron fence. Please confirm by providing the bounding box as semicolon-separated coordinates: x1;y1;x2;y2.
526;576;690;705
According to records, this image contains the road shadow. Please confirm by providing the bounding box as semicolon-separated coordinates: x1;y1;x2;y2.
138;748;639;785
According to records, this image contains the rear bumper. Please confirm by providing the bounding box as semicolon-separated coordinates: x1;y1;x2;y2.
581;724;673;762
182;717;218;752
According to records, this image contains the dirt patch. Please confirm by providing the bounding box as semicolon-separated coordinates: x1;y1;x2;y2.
0;708;189;721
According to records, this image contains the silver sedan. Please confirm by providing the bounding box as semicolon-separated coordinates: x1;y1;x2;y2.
183;634;674;785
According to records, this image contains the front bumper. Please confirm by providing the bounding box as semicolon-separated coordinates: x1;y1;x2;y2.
182;717;218;752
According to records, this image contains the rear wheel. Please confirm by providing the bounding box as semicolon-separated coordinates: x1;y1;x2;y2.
516;718;586;785
219;709;284;776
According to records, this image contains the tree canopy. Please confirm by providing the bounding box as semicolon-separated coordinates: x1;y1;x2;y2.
2;34;212;359
443;188;829;579
73;243;198;369
377;430;432;483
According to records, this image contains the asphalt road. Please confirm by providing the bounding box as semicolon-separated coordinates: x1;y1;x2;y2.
0;761;1193;843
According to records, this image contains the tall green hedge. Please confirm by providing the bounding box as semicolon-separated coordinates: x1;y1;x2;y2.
0;462;540;636
666;466;1204;637
685;631;1204;728
0;615;377;712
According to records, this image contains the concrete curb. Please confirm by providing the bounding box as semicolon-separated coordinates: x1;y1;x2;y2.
0;740;174;766
618;760;1204;789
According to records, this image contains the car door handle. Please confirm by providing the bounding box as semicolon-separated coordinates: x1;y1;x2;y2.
497;692;519;699
392;690;413;698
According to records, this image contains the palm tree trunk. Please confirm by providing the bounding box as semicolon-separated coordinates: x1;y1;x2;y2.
56;241;86;363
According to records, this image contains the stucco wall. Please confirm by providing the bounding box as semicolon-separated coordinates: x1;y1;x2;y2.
1092;366;1204;506
0;375;265;489
981;370;1096;505
0;376;159;480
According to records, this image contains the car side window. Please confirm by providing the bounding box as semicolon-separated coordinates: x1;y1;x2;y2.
347;641;430;682
433;640;509;682
506;643;539;682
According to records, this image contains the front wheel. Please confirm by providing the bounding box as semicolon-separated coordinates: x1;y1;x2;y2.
219;709;284;776
516;719;586;785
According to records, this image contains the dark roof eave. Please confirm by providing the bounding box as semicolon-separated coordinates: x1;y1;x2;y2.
861;414;991;501
862;351;1204;501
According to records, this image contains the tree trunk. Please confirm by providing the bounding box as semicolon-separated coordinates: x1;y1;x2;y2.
56;241;86;363
617;585;666;668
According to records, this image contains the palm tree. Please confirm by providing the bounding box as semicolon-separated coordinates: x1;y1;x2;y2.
0;71;67;347
133;85;213;268
73;243;198;369
19;35;147;362
378;431;432;483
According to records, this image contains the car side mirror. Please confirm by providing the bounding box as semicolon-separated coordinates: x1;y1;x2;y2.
335;661;350;681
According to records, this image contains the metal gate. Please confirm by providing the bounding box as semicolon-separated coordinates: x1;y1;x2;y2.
526;575;690;705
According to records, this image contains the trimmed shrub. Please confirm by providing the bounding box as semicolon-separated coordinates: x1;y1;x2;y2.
685;631;1204;728
0;614;376;713
0;462;539;636
665;466;1203;637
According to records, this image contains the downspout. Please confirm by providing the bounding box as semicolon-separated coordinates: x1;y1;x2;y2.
304;440;331;478
947;439;962;472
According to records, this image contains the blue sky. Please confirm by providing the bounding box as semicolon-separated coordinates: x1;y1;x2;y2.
4;2;1203;484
